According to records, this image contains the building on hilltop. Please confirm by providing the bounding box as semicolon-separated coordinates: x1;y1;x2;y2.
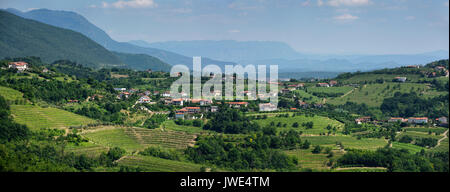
8;61;28;71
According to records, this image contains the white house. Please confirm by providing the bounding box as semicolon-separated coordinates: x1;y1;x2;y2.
259;103;277;112
8;62;28;71
394;77;407;82
408;117;428;124
137;96;151;104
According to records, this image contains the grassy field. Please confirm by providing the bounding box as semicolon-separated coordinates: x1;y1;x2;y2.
432;138;449;152
116;155;209;172
0;86;25;103
403;127;447;135
285;149;344;170
10;105;97;130
306;86;354;95
161;120;207;134
391;142;426;154
301;136;388;150
327;83;443;107
333;167;387;172
292;90;322;103
82;128;144;152
65;142;109;157
253;114;344;135
398;131;444;140
338;74;423;84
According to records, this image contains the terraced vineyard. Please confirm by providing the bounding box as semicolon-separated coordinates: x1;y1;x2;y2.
124;127;197;149
116;155;208;172
82;127;197;153
10;105;97;130
65;142;109;157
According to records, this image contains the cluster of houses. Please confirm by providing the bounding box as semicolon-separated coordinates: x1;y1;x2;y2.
428;66;449;78
355;116;448;127
316;81;338;87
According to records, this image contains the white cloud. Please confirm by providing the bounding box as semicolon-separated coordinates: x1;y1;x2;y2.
228;29;240;33
102;0;157;9
333;13;359;20
327;0;371;7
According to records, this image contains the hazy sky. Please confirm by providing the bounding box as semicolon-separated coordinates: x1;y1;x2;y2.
1;0;449;54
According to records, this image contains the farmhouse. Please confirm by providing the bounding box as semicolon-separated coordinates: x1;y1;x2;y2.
355;116;372;124
227;102;248;108
162;91;171;97
172;98;184;106
8;61;28;71
394;77;407;82
408;117;428;124
317;83;330;87
329;80;338;87
190;99;212;106
388;117;406;123
436;117;448;126
259;103;277;112
137;96;151;104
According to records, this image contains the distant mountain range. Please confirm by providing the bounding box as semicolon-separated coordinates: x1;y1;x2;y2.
131;39;449;72
129;40;304;62
4;8;235;69
3;8;449;73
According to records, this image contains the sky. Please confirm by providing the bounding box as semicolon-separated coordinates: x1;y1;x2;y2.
0;0;449;55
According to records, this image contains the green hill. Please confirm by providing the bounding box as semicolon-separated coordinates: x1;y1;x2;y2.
0;10;123;68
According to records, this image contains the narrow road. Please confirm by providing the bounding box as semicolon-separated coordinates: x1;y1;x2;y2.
435;129;449;148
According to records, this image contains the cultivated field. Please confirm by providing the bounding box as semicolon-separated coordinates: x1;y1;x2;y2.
10;104;97;130
253;114;344;135
301;136;388;150
285;149;344;170
116;155;209;172
81;126;197;153
327;83;443;107
0;86;25;103
307;86;354;95
338;74;423;84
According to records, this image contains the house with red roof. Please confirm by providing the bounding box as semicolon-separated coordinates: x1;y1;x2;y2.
8;61;28;71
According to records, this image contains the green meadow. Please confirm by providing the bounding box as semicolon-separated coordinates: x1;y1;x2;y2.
301;136;388;150
253;114;344;135
327;83;443;107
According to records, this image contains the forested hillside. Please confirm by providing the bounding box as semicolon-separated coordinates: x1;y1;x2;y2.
0;10;123;68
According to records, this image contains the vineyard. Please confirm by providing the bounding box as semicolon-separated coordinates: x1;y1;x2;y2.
10;104;97;130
